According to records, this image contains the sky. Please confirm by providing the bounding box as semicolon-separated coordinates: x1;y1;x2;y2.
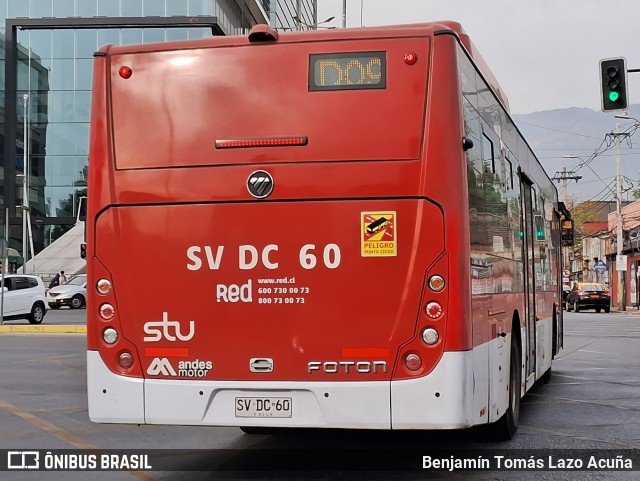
317;0;640;115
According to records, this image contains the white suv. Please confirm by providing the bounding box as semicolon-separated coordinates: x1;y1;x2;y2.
1;274;48;324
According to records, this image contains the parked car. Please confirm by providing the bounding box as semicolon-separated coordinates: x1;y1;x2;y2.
0;274;47;324
566;282;610;313
47;274;87;309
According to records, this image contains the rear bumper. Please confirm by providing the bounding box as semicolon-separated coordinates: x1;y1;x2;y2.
48;298;72;307
87;350;474;429
575;298;610;309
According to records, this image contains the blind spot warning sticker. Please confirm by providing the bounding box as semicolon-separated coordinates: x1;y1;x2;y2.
361;212;397;257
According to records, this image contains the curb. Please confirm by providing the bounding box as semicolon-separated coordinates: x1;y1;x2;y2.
0;325;86;333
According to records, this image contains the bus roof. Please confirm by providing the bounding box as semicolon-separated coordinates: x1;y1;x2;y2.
98;21;510;112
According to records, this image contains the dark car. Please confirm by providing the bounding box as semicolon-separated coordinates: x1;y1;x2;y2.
566;282;610;313
562;284;571;309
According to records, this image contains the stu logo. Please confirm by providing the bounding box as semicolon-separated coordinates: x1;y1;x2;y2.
143;312;195;342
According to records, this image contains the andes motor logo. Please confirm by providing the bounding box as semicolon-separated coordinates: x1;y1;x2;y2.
147;358;212;378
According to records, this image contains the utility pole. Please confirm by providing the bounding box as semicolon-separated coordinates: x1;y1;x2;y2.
613;123;627;311
552;167;582;205
553;167;581;271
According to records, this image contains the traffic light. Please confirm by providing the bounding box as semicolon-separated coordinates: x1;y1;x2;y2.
534;215;546;240
600;58;628;112
561;219;574;247
80;242;86;259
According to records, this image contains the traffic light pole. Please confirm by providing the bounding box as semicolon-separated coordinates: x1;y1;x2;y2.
600;58;639;309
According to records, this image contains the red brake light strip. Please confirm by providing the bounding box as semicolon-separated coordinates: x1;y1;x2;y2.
215;136;308;149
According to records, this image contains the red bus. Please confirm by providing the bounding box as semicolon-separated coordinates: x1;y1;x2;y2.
86;21;563;440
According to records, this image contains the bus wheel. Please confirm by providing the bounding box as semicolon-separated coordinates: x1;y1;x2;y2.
487;336;521;441
539;368;551;384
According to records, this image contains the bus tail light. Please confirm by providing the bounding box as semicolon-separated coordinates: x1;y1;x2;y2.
422;328;439;345
100;303;115;320
424;301;443;319
103;327;118;344
96;278;112;295
404;353;422;371
118;351;134;369
428;275;445;292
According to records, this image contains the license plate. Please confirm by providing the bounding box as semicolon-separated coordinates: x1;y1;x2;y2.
235;397;292;418
590;295;599;298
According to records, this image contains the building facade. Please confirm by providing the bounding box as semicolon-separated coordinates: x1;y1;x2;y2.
0;0;317;268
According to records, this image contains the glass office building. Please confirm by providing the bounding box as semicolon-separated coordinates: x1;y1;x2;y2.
0;0;316;266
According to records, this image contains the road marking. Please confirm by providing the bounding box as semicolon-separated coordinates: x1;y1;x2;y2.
0;399;158;481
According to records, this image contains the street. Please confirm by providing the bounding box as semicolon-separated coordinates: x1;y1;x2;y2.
0;311;638;480
1;306;86;326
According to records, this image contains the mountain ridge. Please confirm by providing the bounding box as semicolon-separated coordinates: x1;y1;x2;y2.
512;105;640;202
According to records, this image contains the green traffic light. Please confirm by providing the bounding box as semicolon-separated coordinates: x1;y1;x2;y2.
609;91;619;102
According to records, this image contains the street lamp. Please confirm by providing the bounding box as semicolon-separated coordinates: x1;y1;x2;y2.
292;16;335;30
20;94;31;272
614;113;639;123
341;0;365;28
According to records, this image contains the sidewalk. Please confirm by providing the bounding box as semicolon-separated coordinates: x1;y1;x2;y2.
0;325;86;333
610;306;640;314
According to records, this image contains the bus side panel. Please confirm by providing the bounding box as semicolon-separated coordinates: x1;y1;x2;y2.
423;33;472;352
87;51;110;352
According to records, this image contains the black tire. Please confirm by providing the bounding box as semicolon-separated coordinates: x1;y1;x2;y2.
49;305;60;309
487;335;521;440
573;301;579;313
595;308;601;313
28;303;46;324
70;295;85;309
604;306;610;313
539;368;551;384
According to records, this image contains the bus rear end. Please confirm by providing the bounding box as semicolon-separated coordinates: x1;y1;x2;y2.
87;23;474;430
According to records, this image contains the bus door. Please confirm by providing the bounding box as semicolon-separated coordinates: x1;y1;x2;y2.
554;210;564;355
520;175;537;385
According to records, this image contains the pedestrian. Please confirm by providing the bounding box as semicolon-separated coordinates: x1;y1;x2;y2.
60;270;67;284
49;273;60;288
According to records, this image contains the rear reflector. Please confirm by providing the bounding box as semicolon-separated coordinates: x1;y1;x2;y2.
404;353;422;371
215;136;308;149
118;351;134;369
